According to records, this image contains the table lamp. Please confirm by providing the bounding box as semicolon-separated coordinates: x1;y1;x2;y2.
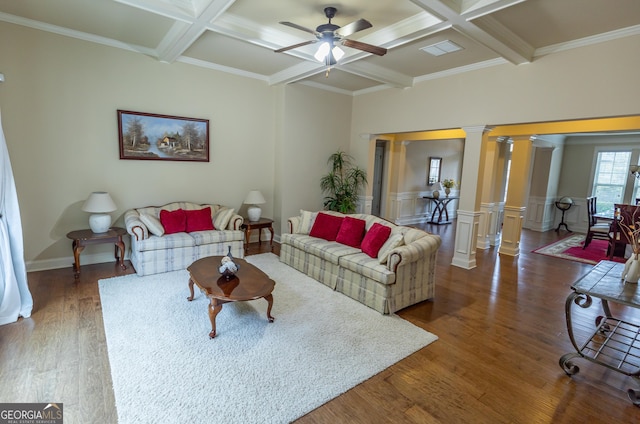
82;191;117;233
244;190;266;222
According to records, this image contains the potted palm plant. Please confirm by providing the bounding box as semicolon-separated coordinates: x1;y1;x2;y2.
320;150;367;213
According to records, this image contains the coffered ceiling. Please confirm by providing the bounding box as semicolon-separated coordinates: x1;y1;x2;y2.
1;0;639;95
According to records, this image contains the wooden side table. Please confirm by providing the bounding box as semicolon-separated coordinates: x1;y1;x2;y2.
240;218;274;254
66;227;127;279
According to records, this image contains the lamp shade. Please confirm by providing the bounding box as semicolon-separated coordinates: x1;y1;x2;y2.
82;192;117;233
244;190;266;205
82;191;117;213
244;190;266;222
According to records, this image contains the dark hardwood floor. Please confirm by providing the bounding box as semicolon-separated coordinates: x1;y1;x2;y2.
1;226;639;423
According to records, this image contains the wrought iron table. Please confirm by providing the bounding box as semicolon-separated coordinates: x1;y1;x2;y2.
559;260;640;405
422;196;458;225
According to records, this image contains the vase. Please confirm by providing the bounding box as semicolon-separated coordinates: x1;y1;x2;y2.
445;187;451;197
433;190;440;199
622;254;640;284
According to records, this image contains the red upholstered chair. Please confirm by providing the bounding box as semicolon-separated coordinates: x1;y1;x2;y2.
583;196;610;249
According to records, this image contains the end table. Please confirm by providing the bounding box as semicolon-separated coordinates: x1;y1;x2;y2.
240;218;274;254
66;227;127;278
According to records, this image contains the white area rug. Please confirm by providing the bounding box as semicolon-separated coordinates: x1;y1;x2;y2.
99;253;438;423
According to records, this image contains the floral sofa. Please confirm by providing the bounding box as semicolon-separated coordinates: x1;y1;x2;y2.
280;210;442;314
124;201;244;276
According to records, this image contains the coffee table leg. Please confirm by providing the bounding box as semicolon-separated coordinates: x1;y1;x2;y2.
187;278;195;301
209;298;223;339
264;294;275;323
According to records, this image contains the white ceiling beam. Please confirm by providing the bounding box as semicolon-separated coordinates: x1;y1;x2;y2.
339;62;414;88
268;62;327;86
154;0;236;62
410;0;532;64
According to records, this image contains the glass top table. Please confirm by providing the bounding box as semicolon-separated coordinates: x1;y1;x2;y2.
559;260;640;405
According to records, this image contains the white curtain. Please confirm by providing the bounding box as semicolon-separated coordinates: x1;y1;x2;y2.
0;110;33;325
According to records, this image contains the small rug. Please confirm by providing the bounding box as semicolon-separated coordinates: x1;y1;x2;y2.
98;253;438;424
532;233;625;265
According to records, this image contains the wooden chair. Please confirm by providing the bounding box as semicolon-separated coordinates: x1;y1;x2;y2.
583;196;610;249
608;203;640;259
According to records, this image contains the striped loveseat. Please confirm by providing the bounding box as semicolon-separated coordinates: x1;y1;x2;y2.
124;201;244;276
280;210;441;314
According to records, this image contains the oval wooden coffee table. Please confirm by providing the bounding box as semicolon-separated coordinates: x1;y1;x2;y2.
187;256;275;339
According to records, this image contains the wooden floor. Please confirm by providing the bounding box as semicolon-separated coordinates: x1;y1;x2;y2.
1;227;639;423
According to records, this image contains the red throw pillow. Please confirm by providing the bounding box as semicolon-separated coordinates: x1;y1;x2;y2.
361;223;392;258
336;216;366;248
185;207;214;232
309;212;344;241
159;209;187;234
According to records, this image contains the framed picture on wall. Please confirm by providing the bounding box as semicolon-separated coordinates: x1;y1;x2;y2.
118;110;209;162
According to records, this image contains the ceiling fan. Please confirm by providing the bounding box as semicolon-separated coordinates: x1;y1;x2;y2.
274;7;387;66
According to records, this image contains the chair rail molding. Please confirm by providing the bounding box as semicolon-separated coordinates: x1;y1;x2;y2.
524;195;556;232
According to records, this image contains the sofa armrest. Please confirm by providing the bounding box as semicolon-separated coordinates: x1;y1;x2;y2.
124;209;148;241
387;234;441;272
287;216;301;234
229;214;244;230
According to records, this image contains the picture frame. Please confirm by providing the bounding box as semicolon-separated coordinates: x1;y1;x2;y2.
118;110;209;162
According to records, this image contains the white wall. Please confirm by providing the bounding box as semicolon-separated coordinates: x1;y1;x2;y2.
350;35;640;182
0;21;353;270
3;20;640;270
277;84;352;234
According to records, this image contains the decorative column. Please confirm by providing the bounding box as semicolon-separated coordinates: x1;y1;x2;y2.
452;126;492;269
476;137;508;249
499;136;534;257
490;201;505;246
488;139;510;246
477;202;495;249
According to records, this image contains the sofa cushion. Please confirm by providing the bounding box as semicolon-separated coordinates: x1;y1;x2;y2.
297;210;318;234
213;207;235;230
309;212;344;241
361;222;391;258
140;213;165;237
336;216;366;248
306;240;360;265
160;209;187;234
134;232;196;252
185;207;214;232
282;234;359;265
378;233;404;264
338;252;396;285
190;230;245;245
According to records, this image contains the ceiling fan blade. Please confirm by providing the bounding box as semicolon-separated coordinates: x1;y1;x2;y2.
279;21;319;36
274;40;317;53
335;19;372;37
341;39;387;56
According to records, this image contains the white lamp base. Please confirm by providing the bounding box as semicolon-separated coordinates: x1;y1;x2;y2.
247;205;262;222
89;213;112;233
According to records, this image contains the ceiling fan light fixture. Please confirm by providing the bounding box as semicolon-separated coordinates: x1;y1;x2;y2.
332;45;344;61
314;42;330;62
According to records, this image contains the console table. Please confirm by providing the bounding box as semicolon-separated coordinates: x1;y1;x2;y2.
559;260;640;405
422;196;458;225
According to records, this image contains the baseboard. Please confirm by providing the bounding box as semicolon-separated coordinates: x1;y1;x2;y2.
26;252;130;273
